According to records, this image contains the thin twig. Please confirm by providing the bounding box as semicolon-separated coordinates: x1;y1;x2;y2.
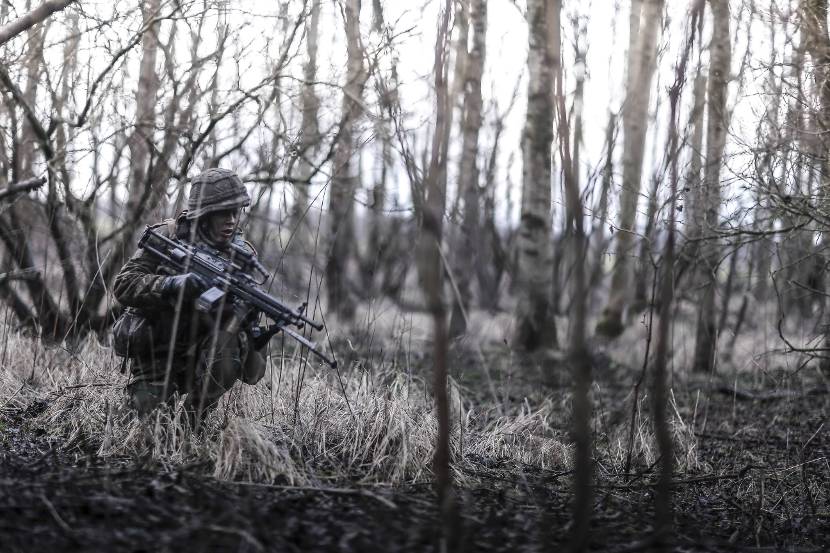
39;493;75;537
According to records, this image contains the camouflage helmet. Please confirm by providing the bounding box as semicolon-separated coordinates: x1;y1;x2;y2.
186;168;251;220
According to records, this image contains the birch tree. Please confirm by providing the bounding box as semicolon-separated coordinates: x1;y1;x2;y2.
596;0;663;338
449;0;487;337
693;0;730;373
513;0;558;351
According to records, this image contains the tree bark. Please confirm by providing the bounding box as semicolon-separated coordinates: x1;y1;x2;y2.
550;5;591;549
678;70;706;284
292;0;321;230
449;0;487;338
413;0;457;546
513;0;558;351
801;0;830;366
477;115;509;311
326;0;368;320
0;0;76;47
588;111;616;295
17;15;45;179
693;0;730;373
596;0;663;338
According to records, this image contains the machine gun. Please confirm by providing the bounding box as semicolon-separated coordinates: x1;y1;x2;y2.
138;225;336;368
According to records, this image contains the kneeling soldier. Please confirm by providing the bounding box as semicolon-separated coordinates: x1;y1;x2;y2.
113;168;267;427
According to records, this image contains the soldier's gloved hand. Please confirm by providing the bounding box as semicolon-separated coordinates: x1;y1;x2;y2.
251;324;282;350
161;272;206;300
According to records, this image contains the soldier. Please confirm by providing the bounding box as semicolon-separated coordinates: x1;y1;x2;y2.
113;168;267;428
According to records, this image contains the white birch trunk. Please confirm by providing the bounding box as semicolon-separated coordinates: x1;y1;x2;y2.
449;0;487;337
693;0;730;373
596;0;663;337
513;0;557;350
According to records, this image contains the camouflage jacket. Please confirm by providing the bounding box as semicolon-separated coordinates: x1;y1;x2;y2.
112;214;256;353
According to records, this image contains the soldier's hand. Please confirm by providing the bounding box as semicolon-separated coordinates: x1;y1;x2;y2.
161;272;206;300
251;324;282;350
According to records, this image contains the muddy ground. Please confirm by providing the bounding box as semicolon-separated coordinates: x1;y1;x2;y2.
1;352;829;552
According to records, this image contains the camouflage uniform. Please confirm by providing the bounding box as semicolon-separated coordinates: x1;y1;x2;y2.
113;168;265;422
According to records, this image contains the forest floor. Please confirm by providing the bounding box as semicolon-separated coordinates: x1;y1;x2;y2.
1;336;829;552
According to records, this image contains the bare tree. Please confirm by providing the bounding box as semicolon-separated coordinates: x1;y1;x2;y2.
326;0;369;320
292;0;321;229
596;0;664;338
476;94;515;311
802;0;830;363
513;0;558;351
549;3;592;548
449;0;487;337
693;0;730;373
588;111;617;295
0;2;311;338
125;0;162;220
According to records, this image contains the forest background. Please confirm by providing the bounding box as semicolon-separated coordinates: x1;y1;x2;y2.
1;0;829;551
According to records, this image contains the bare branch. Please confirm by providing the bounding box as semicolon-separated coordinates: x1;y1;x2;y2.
0;176;45;201
0;0;77;47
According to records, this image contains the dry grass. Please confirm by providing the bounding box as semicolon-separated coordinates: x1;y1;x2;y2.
0;325;575;486
0;303;717;487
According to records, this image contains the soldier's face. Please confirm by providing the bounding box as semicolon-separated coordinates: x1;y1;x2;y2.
205;208;241;246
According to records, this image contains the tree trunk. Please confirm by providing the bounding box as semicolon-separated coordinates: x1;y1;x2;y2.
693;0;730;373
413;0;457;546
125;0;161;219
588;111;616;295
550;4;591;549
292;0;321;231
477;117;509;311
0;11;69;337
449;0;487;338
632;173;659;312
678;70;706;283
802;0;830;366
17;14;44;179
326;0;368;320
596;0;663;338
360;0;393;296
362;90;393;294
513;0;558;351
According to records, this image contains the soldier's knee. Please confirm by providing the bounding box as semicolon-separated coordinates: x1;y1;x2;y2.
242;350;266;384
201;331;244;384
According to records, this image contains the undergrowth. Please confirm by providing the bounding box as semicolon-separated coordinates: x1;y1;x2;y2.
0;323;701;487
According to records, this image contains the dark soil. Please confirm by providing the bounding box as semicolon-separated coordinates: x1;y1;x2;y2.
2;358;829;552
